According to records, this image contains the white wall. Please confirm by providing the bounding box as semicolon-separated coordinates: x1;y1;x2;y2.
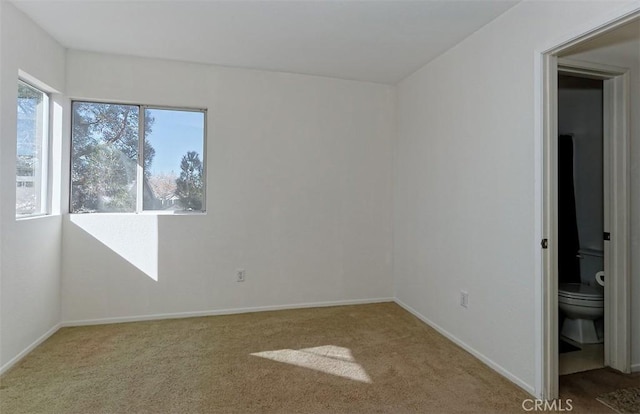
0;1;65;371
562;24;640;371
394;0;640;395
61;51;394;323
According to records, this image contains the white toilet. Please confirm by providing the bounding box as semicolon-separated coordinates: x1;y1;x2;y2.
558;248;604;344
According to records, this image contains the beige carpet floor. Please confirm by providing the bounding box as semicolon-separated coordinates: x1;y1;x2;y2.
1;303;531;413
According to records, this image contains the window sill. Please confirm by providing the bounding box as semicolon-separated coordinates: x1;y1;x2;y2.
68;210;207;216
16;213;54;221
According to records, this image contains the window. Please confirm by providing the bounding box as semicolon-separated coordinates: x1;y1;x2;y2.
144;108;205;211
70;102;206;213
16;80;49;217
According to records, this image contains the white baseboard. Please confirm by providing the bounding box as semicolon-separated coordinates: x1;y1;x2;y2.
631;363;640;373
61;297;394;327
0;323;61;376
394;298;536;396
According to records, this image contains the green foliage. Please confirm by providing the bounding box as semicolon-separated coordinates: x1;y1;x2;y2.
71;103;155;212
175;151;203;210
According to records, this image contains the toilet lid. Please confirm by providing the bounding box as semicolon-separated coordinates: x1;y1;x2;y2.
559;283;603;299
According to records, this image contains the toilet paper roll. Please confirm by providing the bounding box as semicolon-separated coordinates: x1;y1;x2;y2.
595;271;605;287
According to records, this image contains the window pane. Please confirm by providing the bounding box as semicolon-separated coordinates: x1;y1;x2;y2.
71;102;139;213
143;109;205;211
16;81;47;217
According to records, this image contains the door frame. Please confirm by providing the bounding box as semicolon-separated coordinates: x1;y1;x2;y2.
538;14;636;400
556;58;630;369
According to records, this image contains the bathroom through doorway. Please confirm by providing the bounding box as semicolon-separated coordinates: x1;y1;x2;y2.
556;72;605;376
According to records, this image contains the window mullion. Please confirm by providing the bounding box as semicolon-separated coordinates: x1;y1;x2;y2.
40;94;50;215
136;106;145;212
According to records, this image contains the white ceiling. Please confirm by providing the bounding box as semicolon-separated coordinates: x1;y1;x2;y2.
12;0;518;84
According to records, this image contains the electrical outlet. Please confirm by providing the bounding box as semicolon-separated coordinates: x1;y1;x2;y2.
460;291;469;308
236;269;246;282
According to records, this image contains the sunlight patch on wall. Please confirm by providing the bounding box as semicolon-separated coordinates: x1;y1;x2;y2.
251;345;371;383
70;214;158;281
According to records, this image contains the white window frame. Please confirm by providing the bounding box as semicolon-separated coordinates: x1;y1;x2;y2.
70;101;207;214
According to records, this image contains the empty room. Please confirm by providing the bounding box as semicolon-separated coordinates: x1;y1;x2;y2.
1;0;639;413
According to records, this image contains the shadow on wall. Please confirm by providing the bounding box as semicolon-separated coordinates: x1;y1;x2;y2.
68;214;159;281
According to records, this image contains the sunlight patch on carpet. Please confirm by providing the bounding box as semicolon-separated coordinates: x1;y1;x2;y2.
251;345;372;383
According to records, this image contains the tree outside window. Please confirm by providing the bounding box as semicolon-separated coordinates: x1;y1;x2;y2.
71;102;205;213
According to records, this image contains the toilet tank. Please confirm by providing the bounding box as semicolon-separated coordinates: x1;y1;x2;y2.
578;248;604;288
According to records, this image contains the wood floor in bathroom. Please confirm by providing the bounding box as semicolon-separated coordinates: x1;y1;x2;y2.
559;337;604;375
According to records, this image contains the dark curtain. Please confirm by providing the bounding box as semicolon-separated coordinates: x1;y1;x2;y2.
558;135;581;284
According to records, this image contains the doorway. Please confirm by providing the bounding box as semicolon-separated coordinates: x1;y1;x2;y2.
556;72;605;376
539;15;637;400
